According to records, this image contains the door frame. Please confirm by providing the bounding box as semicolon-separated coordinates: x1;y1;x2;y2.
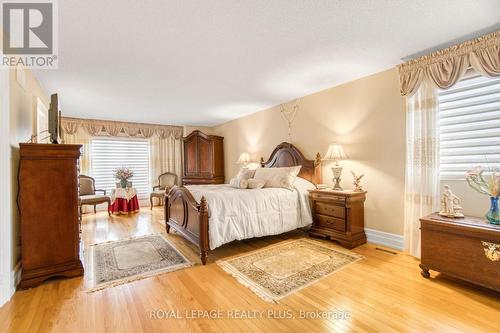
0;68;12;306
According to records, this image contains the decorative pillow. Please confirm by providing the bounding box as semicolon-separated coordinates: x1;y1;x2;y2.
253;166;302;190
247;179;266;189
236;168;255;180
229;177;249;189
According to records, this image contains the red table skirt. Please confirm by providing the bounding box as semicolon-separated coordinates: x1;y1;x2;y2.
109;196;140;215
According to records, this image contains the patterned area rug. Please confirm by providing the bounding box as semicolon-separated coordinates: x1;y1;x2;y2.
87;234;192;292
217;238;362;303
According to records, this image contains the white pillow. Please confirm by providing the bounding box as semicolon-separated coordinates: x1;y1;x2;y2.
247;179;266;189
229;178;248;189
253;166;301;190
293;177;316;193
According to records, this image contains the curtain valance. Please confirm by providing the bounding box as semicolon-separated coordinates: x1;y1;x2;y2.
61;117;184;139
397;30;500;96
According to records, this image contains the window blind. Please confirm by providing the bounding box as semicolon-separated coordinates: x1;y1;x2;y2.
91;138;150;199
438;73;500;180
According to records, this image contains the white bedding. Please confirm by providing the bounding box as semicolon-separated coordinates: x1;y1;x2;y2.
186;182;314;250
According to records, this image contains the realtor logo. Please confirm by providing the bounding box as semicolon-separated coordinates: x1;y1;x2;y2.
1;0;58;68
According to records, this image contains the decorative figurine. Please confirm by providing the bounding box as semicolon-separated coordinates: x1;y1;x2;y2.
439;185;465;218
351;171;364;192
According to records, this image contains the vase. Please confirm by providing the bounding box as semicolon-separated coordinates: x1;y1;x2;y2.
120;179;128;189
486;196;500;225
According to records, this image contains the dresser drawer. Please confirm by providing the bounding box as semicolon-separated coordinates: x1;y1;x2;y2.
316;214;346;232
310;193;346;204
315;202;345;219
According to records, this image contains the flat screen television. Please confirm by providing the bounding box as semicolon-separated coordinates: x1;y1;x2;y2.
48;93;61;144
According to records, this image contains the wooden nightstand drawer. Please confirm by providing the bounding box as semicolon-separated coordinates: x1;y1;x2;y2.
316;214;346;232
315;202;345;219
310;193;346;204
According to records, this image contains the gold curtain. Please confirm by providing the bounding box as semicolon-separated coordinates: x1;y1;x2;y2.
61;126;92;175
398;30;500;96
149;134;182;187
61;117;183;139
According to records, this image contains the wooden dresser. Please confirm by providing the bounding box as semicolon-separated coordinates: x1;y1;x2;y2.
18;143;83;288
420;214;499;292
182;130;224;185
309;189;367;248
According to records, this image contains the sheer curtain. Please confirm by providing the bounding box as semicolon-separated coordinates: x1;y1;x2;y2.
149;134;182;188
404;79;440;257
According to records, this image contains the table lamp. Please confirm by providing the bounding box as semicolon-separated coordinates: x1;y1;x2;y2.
324;143;347;190
236;152;252;168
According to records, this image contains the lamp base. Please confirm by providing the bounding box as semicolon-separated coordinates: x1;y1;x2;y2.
332;177;343;191
331;164;343;191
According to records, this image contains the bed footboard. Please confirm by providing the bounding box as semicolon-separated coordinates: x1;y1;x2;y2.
165;186;209;264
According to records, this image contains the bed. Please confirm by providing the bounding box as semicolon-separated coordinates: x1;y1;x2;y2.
165;142;322;264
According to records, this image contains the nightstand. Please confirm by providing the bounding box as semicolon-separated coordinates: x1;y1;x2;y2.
309;189;367;249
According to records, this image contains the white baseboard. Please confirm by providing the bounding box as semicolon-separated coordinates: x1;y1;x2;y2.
10;262;21;296
365;228;404;251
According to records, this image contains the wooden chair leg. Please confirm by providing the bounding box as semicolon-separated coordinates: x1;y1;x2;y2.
107;201;111;216
150;195;153;209
94;205;97;213
80;205;82;216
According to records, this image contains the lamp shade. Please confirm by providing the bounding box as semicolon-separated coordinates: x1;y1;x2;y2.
236;152;252;164
324;144;347;161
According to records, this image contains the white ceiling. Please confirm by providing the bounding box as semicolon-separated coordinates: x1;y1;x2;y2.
34;1;500;126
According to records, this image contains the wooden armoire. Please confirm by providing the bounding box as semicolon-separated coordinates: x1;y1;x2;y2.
18;143;83;288
182;130;224;185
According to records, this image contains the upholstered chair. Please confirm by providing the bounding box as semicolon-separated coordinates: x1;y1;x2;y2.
150;172;178;209
79;175;111;216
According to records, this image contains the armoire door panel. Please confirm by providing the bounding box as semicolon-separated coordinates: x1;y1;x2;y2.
197;137;212;175
184;138;198;176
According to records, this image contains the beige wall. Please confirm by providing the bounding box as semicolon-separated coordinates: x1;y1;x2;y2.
213;68;407;235
183;125;214;136
9;68;49;267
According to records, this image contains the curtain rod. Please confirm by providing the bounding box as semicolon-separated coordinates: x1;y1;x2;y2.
400;22;500;62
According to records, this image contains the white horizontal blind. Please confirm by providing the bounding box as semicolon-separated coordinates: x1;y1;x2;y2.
438;72;500;180
91;138;150;199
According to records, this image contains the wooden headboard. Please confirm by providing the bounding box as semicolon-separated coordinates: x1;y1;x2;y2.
260;142;322;185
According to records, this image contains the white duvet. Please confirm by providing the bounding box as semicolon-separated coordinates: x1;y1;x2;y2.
186;180;314;250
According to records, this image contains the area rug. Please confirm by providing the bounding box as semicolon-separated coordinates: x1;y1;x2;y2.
217;238;362;303
87;234;192;292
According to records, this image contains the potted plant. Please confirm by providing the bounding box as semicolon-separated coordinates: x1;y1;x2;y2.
114;166;134;189
466;166;500;225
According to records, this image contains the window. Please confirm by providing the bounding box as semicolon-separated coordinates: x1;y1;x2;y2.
438;72;500;180
91;138;150;199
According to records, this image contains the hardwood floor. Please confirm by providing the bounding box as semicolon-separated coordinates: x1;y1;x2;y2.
1;208;499;332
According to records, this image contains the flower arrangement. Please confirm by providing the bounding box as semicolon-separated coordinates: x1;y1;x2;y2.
114;166;134;188
466;166;500;224
466;166;500;197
